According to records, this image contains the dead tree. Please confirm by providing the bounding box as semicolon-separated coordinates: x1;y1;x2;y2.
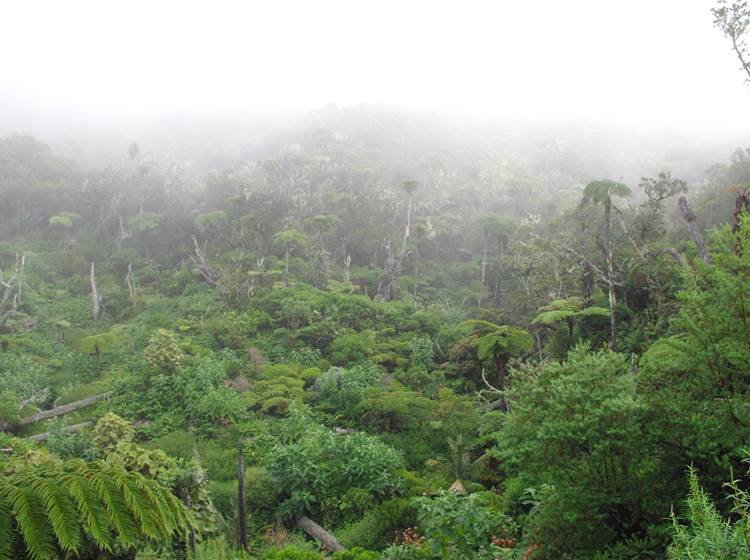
376;181;418;301
18;392;111;426
191;235;221;286
90;262;101;321
125;261;136;297
677;196;711;265
0;253;25;328
344;254;351;283
376;241;412;301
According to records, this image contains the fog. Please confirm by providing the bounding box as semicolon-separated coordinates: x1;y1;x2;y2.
1;0;748;174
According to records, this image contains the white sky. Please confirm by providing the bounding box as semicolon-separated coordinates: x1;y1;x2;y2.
1;0;749;128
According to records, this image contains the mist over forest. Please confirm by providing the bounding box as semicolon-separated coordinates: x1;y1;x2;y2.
3;2;750;560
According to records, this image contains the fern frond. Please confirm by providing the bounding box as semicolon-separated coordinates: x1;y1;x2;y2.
61;465;113;551
6;484;58;560
0;483;14;560
1;455;193;559
29;469;83;553
85;464;139;547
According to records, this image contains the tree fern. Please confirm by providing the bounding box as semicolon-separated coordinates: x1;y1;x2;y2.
0;457;194;560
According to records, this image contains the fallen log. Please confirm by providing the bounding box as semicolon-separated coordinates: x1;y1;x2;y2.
27;421;92;442
18;392;111;426
296;515;345;552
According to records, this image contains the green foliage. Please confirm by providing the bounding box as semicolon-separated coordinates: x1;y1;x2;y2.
332;548;380;560
79;327;123;355
330;331;375;366
195;210;229;233
668;467;750;560
93;411;135;451
0;456;193;560
6;110;750;560
0;390;21;425
261;546;323;560
356;389;436;433
45;422;97;460
128;212;162;233
413;491;513;559
458;321;533;363
314;362;384;413
532;296;610;327
273;228;309;250
266;421;404;521
144;328;185;371
581;180;632;207
494;346;656;556
48;211;81;229
193;535;250;560
380;544;432;559
408;335;434;370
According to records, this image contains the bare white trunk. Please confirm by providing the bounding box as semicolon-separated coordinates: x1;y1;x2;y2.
90;261;101;321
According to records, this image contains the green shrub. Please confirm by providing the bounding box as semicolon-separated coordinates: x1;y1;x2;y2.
332;548;380;560
267;422;404;522
93;411;134;451
261;545;324;560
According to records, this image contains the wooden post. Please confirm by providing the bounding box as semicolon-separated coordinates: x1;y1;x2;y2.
237;438;248;551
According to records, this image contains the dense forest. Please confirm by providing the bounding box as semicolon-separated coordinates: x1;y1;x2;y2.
4;2;750;560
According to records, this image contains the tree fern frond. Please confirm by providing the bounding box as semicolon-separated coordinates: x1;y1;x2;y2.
1;457;193;559
29;473;82;552
576;306;610;318
85;465;139;547
6;484;58;560
531;309;575;325
62;470;113;552
0;484;14;560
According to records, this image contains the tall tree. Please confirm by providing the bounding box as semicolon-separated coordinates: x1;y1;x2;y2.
713;0;750;86
581;180;631;351
457;320;533;411
477;215;513;309
273;228;309;287
306;215;337;290
377;181;420;301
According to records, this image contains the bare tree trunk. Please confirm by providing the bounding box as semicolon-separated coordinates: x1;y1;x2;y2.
491;236;506;309
376;241;411;301
0;253;24;327
284;247;290;287
401;192;413;255
678;196;711;265
296;516;345;552
16;254;24;306
27;421;92;442
479;237;488;307
378;188;416;301
344;254;351;283
191;235;221;286
90;262;101;321
480;237;488;286
413;260;418;309
604;199;617;351
126;261;135;297
18;392;111;426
